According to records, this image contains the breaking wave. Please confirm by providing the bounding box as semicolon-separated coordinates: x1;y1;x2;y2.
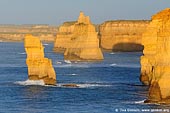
15;80;111;88
134;100;145;104
110;63;117;66
110;52;115;55
75;83;111;88
15;79;45;86
134;99;162;105
57;83;111;88
64;60;72;64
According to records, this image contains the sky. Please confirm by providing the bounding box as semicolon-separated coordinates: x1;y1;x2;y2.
0;0;169;25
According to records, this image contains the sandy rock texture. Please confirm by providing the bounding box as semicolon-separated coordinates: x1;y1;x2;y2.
140;8;170;104
54;12;103;61
24;34;56;85
99;20;149;51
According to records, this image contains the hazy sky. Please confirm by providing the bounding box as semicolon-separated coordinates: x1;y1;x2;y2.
0;0;169;25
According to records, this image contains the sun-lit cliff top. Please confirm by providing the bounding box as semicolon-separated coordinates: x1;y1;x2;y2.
102;20;150;24
62;21;77;27
152;8;170;20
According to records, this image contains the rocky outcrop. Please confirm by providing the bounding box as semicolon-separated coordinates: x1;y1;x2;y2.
99;20;150;51
53;21;76;52
0;25;58;42
24;34;56;85
54;12;103;61
140;8;170;104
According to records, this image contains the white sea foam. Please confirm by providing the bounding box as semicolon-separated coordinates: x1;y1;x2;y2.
134;100;145;104
43;43;49;46
15;79;45;86
110;52;115;55
56;83;111;88
67;73;78;76
64;60;72;64
15;80;111;88
76;84;111;88
56;61;62;64
110;63;117;66
109;63;140;68
134;99;162;105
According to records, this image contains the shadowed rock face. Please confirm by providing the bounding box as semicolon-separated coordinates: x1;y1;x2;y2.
54;12;103;61
24;34;56;85
99;20;149;51
112;43;144;52
140;8;170;104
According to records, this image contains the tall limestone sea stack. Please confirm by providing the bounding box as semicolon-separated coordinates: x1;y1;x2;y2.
99;20;149;51
24;34;56;85
140;8;170;103
54;12;103;61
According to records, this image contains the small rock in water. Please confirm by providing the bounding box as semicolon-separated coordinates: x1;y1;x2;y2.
62;84;79;88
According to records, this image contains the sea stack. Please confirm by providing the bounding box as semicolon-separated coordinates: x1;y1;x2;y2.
54;12;103;61
99;20;149;51
53;21;76;52
24;34;56;85
140;8;170;103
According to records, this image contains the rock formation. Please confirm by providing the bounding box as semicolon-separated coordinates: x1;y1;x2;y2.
54;12;103;61
24;34;56;85
140;8;170;104
99;20;150;51
53;21;76;52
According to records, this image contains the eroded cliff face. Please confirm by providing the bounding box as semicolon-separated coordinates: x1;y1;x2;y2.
140;8;170;104
53;21;76;52
54;12;103;61
99;20;150;51
24;34;56;85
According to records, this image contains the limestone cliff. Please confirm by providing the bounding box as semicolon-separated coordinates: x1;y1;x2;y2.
53;21;76;52
140;8;170;104
54;12;103;61
24;34;56;85
0;25;58;42
99;20;150;51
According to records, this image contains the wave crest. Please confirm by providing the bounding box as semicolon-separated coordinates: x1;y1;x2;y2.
15;79;45;86
57;83;111;88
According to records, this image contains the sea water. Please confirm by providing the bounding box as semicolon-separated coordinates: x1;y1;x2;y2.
0;42;170;113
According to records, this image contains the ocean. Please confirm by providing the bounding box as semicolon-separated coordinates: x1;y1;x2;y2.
0;42;169;113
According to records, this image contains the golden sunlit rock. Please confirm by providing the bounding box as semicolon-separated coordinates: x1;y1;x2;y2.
24;34;56;85
140;8;170;104
54;12;103;61
0;25;58;42
99;20;149;51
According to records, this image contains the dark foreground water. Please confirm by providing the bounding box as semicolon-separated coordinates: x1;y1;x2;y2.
0;42;170;113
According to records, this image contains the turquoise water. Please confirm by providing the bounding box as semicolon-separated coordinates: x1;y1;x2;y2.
0;42;169;113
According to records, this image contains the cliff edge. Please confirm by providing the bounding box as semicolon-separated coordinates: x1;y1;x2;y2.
140;8;170;104
99;20;149;51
